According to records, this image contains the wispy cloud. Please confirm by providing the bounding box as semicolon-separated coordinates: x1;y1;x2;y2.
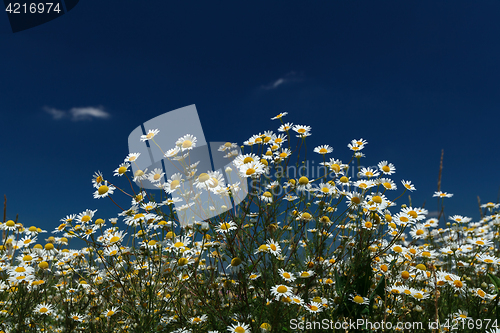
426;211;440;218
44;106;110;121
261;71;302;90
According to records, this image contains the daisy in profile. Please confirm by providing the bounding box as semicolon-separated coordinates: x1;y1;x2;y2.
304;301;323;313
113;162;130;177
125;152;140;163
190;314;208;325
278;122;293;132
298;270;315;279
227;322;251;333
314;145;333;155
218;142;238;152
163;173;183;194
93;181;116;199
249;272;261;280
350;294;369;305
140;129;159;142
176;134;197;151
401;180;416;191
92;171;105;188
433;191;453;198
293;124;311;138
132;168;148;183
271;112;288;120
103;306;119;317
164;146;180;158
33;302;55;316
227;257;244;273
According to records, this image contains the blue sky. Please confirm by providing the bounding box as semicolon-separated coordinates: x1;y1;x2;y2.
1;1;499;240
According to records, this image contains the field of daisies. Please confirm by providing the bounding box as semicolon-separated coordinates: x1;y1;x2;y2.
1;112;500;333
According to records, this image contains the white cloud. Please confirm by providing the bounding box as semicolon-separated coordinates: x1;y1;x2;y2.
261;71;302;90
43;106;110;121
70;107;110;121
43;107;66;120
426;211;440;218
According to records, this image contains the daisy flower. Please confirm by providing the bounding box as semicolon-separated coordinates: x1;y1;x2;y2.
233;153;260;167
125;152;140;163
271;133;287;145
292;124;311;137
76;209;97;225
132;168;148;182
33;302;55;316
278;122;293;132
266;239;282;256
249;272;261;280
239;161;266;178
377;161;396;175
278;268;296;282
113;162;130;177
176;134;197;150
163;173;183;194
218;142;238;151
164;146;181;158
260;191;273;203
353;179;375;190
216;221;237;233
350;294;369;305
92;171;105;188
305;301;323;313
358;167;379;179
70;313;86;322
271;112;288;120
378;178;397;190
103;306;119;317
298;270;314;278
433;191;453;198
227;257;244;273
140;129;160;142
227;322;251;333
190;314;208;325
147;168;165;183
93;180;116;199
314;145;333;155
271;284;293;300
401;180;416;191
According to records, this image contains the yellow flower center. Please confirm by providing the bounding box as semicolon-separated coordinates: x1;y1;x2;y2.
382;165;390;172
243;157;254;164
170;179;180;189
98;185;109;195
118;166;127;174
372;196;382;204
353;296;364;304
277;286;288;293
298;176;309;185
231;257;242;266
246;168;255;175
182;140;192;148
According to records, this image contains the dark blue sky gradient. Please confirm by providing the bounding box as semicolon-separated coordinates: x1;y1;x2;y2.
1;1;499;240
